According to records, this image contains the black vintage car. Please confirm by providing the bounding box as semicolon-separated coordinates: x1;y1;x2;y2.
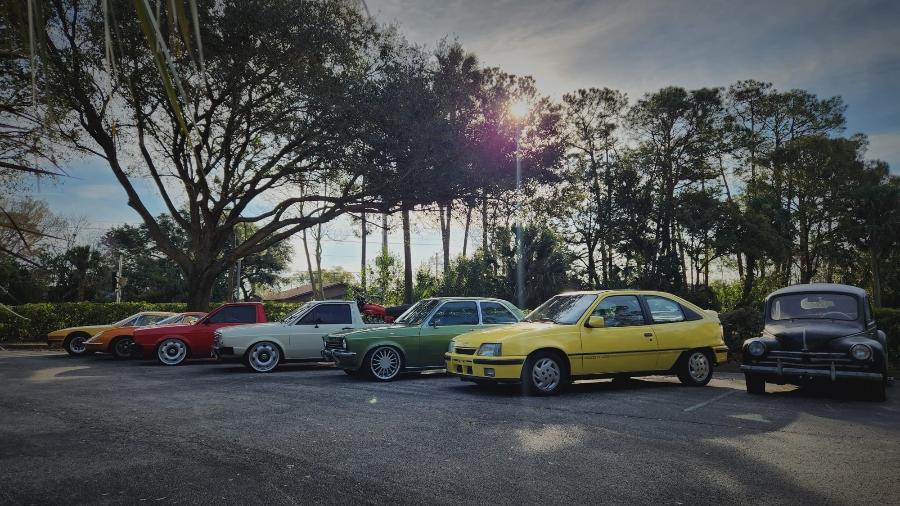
741;283;889;401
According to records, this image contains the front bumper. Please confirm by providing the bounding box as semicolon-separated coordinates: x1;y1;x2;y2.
741;364;883;382
327;349;358;369
84;342;107;353
445;352;525;382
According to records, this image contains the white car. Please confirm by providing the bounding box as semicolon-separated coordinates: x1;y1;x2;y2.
213;300;386;372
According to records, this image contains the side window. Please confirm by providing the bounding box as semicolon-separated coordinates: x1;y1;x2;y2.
480;302;518;324
591;296;646;327
182;315;201;325
207;305;257;324
430;301;479;326
645;296;685;324
144;315;168;325
298;305;352;325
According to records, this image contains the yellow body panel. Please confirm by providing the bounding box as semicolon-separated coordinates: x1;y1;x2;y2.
446;290;727;382
47;325;114;344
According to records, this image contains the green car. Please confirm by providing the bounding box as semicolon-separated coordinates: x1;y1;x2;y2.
322;297;522;381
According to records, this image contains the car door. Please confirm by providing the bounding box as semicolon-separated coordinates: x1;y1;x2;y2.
289;304;354;359
642;295;697;370
580;295;658;374
196;305;258;354
417;301;480;367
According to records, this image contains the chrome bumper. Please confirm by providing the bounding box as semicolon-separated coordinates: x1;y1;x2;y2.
741;364;883;381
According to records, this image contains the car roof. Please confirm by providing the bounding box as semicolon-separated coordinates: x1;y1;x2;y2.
555;289;682;297
425;297;513;303
766;283;867;299
140;311;177;316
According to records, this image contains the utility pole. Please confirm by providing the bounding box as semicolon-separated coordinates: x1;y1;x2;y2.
115;255;125;303
234;258;242;302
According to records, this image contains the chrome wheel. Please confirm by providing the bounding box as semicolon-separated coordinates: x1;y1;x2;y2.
157;338;188;366
688;352;710;383
248;342;280;373
113;337;133;358
67;336;87;355
531;357;561;393
369;347;401;381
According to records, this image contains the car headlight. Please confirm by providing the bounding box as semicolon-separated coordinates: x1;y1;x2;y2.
747;340;765;357
850;344;872;361
477;343;501;357
341;338;347;350
448;339;456;353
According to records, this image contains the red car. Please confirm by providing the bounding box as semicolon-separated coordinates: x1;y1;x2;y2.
133;302;267;366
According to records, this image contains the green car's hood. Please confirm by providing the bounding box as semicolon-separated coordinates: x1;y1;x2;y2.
326;324;418;342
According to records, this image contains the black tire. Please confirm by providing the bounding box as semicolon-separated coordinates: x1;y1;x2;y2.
745;373;765;394
64;333;93;356
111;336;135;360
676;350;713;386
365;346;403;382
521;350;568;396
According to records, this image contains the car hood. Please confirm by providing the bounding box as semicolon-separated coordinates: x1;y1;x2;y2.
452;322;555;347
765;320;865;351
48;324;113;337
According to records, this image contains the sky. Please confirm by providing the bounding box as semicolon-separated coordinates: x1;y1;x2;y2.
30;0;900;286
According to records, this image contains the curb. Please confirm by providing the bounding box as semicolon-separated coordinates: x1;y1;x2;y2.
0;342;50;351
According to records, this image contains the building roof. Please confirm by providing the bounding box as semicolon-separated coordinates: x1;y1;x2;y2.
263;281;348;301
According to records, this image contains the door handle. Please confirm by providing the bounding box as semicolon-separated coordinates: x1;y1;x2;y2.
643;332;653;338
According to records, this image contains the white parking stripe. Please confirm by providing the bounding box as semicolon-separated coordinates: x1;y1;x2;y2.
682;389;736;412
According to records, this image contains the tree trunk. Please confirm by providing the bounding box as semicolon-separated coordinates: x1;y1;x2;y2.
462;206;472;257
586;241;598;289
871;249;882;307
402;207;413;304
439;203;451;275
186;271;218;311
740;255;756;307
301;229;316;299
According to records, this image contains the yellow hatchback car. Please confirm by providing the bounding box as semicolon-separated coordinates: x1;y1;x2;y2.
445;290;728;395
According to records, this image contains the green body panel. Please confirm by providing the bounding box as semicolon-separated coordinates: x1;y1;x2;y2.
415;323;481;367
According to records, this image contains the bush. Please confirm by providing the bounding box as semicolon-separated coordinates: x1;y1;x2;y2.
0;301;307;342
874;307;900;367
719;307;764;352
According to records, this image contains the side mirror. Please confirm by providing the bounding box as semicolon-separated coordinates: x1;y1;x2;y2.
586;316;605;329
314;317;323;328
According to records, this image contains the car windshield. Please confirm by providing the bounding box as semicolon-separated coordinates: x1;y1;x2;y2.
282;302;315;323
770;293;859;321
111;313;139;326
155;315;181;325
395;299;441;325
524;294;598;325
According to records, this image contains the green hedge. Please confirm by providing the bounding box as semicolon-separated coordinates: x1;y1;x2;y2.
0;301;306;342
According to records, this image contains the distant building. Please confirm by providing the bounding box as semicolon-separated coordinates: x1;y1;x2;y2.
262;282;349;303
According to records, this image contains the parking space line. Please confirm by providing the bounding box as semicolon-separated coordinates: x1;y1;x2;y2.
682;389;736;412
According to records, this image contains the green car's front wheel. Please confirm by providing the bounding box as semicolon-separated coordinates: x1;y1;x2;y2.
366;346;403;381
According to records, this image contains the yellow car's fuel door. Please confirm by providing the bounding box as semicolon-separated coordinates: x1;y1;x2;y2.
580;294;658;374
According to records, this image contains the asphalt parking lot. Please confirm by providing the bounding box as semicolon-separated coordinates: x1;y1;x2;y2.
1;350;898;505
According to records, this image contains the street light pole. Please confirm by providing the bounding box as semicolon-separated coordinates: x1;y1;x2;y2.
515;127;525;310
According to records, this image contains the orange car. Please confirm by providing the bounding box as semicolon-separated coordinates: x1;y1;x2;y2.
84;312;206;359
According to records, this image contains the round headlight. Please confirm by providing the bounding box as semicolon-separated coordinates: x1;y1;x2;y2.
747;340;765;357
850;344;872;361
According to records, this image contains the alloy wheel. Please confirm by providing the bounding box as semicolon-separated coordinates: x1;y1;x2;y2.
688;352;710;383
157;339;187;366
248;342;280;373
531;357;561;392
370;347;401;380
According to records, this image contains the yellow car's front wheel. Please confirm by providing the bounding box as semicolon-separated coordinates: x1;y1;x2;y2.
522;351;568;396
